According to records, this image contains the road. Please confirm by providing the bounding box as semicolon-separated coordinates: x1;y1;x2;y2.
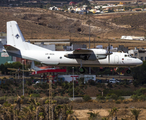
69;96;131;101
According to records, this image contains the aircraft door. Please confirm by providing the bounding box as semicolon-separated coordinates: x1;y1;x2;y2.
114;55;119;64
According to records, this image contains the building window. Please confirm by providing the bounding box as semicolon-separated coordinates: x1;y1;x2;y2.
141;57;143;61
135;53;137;56
145;57;146;61
48;56;50;59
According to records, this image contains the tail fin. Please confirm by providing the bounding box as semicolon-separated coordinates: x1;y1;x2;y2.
7;21;29;50
7;21;52;52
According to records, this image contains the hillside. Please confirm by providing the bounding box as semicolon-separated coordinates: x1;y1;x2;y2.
0;7;146;48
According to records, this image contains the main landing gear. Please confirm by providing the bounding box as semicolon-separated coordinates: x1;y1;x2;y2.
79;60;85;74
79;67;85;74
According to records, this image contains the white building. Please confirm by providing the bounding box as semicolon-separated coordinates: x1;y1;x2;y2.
121;36;145;41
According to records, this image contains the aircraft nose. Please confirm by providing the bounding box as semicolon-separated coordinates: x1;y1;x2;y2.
136;59;143;66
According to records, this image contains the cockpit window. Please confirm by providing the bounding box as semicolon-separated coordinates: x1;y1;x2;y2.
125;54;132;58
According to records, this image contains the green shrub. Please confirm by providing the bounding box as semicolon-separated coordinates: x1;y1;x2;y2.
115;100;121;104
6;97;15;104
110;94;118;100
0;97;5;104
21;95;24;99
97;95;105;100
103;89;133;96
131;95;138;101
26;80;32;86
138;95;146;101
38;98;46;105
83;95;91;102
54;96;70;104
134;88;146;96
105;96;111;100
3;101;11;107
118;96;125;100
31;94;40;97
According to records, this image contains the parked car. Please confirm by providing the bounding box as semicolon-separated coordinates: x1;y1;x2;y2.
109;78;119;83
35;80;47;84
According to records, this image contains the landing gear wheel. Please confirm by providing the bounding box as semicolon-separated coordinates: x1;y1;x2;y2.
79;67;85;74
126;69;131;74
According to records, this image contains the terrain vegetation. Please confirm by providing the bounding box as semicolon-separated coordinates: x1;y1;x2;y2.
0;76;146;120
1;7;146;48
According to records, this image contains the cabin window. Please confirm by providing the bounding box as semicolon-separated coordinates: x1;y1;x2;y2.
60;57;62;59
125;55;127;57
48;56;50;59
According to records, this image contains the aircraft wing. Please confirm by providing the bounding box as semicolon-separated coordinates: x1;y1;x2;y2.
73;48;93;53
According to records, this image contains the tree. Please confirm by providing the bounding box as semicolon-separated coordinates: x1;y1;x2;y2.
87;112;100;120
109;107;118;120
66;106;73;120
132;61;146;85
131;109;141;120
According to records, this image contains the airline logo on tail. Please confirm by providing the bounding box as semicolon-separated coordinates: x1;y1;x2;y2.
15;34;20;39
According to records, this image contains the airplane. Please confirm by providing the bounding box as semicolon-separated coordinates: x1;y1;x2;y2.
4;21;143;73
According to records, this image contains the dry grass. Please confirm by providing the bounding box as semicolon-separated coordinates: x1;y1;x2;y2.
0;7;146;49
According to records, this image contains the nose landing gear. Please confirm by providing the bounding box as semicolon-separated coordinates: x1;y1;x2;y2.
126;68;131;74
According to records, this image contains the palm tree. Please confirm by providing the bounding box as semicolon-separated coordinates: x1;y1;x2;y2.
102;117;109;120
55;105;63;119
2;101;14;120
19;105;36;120
38;107;46;120
109;107;118;120
131;109;141;120
87;112;99;120
16;95;23;112
66;105;74;120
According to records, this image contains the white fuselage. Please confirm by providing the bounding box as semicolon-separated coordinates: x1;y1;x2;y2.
5;21;143;68
20;49;142;67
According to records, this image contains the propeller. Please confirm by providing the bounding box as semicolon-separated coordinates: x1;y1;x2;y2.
107;41;113;64
108;42;110;64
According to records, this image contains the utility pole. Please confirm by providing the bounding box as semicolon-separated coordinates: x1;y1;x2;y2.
49;74;53;120
22;60;24;96
72;67;74;101
88;16;91;75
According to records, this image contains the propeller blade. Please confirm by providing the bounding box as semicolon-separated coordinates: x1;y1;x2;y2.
108;41;110;64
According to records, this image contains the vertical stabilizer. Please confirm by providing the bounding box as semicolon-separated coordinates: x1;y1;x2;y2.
7;21;28;50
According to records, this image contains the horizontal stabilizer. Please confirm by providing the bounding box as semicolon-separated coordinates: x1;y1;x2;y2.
4;45;19;51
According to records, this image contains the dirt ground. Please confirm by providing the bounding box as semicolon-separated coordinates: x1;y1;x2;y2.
1;7;146;49
73;108;146;120
71;101;146;120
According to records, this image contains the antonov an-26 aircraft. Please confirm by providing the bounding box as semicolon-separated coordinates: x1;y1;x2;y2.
4;21;143;73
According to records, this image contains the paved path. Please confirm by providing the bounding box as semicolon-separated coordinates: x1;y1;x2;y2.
69;96;131;101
